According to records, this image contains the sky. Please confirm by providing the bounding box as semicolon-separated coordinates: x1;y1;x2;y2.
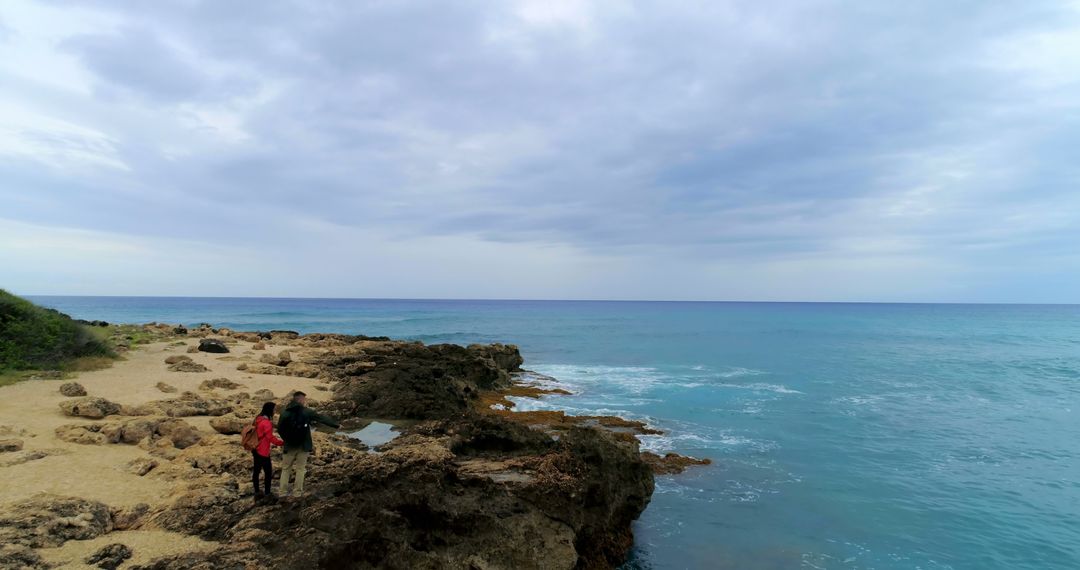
1;0;1079;302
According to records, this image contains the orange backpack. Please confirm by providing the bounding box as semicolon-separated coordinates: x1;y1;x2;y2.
240;418;260;451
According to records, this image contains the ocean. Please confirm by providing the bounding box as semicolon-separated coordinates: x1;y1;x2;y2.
28;296;1080;569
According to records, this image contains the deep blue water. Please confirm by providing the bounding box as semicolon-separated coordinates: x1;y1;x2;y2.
28;296;1080;569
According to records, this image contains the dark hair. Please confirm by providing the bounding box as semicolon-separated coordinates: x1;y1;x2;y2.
259;402;276;418
292;391;306;399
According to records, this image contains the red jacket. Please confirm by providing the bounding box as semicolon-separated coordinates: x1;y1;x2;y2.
255;415;284;457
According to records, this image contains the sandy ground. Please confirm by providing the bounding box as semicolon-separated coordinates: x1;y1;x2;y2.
0;337;328;568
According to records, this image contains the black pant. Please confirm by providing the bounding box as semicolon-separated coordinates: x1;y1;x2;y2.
252;451;273;495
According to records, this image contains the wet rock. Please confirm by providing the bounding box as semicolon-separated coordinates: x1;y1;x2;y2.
0;439;23;453
198;339;229;354
85;543;133;569
155;382;178;393
640;451;712;475
59;397;121;419
199;377;243;391
59;381;87;397
0;494;112;547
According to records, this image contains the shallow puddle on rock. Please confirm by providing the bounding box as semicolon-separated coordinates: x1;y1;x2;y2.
345;421;399;448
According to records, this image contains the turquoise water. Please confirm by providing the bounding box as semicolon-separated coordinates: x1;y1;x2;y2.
28;297;1080;569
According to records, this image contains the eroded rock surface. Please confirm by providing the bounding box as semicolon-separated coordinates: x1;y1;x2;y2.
59;397;121;419
59;381;87;397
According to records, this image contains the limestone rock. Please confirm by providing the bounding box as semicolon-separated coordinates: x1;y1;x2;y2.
156;382;178;393
253;389;275;401
209;415;248;435
59;397;120;419
198;339;229;354
126;458;159;477
156;418;202;449
59;382;87;397
86;543;133;569
111;503;150;530
259;350;292;366
199;377;243;391
168;360;209;373
55;424;108;445
0;544;47;569
129;392;242;418
0;494;113;548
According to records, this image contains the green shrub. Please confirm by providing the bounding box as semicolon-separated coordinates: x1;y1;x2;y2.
0;289;114;373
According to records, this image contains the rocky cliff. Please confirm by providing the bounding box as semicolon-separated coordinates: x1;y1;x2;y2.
1;327;661;569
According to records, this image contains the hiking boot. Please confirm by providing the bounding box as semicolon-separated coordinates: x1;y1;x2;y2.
253;492;265;504
263;493;279;504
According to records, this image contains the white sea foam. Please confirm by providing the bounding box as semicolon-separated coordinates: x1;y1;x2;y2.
715;382;803;394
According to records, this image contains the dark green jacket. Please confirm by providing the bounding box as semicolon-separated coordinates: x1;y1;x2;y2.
278;401;340;452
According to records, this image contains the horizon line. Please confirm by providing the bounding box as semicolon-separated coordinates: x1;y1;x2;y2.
20;293;1080;307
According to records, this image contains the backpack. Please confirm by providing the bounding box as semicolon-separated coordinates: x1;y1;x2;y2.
241;418;260;452
279;408;309;445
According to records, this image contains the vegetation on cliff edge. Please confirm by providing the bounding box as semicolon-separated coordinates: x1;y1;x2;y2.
0;289;114;380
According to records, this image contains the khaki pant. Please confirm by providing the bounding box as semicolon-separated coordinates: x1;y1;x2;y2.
279;449;310;494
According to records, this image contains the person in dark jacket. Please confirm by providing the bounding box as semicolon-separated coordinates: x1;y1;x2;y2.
252;401;284;503
277;391;340;497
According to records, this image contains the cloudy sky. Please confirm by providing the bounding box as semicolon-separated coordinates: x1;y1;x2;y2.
2;0;1079;302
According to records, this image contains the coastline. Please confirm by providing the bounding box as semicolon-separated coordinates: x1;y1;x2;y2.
0;322;706;569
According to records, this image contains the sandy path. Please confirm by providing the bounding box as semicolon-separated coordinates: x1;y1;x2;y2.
0;337;329;567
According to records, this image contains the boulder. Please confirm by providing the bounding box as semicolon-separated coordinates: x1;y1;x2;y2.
164;355;191;365
198;339;230;354
59;397;121;419
156;418;202;449
86;543;133;569
186;345;199;353
252;342;266;350
209;415;247;435
59;382;87;397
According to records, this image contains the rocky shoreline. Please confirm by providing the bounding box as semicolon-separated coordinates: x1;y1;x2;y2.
0;324;709;569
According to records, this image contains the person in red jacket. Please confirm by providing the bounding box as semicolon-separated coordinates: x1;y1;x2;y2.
253;401;284;503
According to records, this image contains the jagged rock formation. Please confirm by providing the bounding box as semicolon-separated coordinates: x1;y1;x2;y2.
3;328;664;569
